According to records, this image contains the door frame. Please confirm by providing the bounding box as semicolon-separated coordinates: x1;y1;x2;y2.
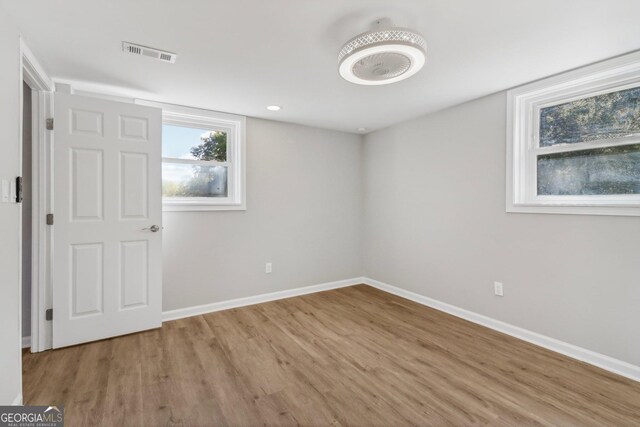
20;39;54;352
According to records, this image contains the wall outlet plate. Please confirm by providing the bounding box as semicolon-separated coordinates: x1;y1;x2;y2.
1;179;10;202
265;262;272;274
494;281;504;297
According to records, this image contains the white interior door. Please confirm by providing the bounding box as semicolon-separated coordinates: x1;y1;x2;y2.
53;92;162;348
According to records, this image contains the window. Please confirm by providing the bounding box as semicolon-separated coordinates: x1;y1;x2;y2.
507;51;640;216
139;102;246;211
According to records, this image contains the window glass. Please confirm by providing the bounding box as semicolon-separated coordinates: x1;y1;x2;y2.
537;144;640;195
539;87;640;147
162;163;228;198
162;124;227;162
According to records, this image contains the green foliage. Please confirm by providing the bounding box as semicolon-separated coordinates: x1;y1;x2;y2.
190;131;227;161
540;87;640;146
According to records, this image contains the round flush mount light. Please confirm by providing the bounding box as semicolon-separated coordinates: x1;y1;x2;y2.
266;105;281;111
357;127;367;132
338;18;426;85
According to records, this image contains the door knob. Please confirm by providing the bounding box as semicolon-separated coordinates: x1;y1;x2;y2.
143;225;160;232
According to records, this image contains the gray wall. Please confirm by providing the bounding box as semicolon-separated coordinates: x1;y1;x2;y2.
0;5;23;404
363;92;640;366
162;118;363;311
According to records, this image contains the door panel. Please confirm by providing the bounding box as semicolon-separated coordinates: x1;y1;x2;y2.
70;243;103;317
120;152;148;219
120;240;149;309
71;148;103;220
53;92;162;348
119;115;148;141
70;109;103;136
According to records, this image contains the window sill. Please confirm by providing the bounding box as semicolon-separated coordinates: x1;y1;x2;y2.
163;202;246;212
506;203;640;217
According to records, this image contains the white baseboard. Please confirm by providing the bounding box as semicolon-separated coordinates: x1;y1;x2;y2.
162;277;364;322
12;393;22;406
22;336;31;349
363;277;640;383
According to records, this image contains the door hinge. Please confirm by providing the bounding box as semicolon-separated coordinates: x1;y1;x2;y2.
45;308;53;321
46;118;54;130
46;213;54;225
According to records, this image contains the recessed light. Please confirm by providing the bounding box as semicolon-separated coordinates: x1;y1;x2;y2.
266;105;281;111
357;127;367;132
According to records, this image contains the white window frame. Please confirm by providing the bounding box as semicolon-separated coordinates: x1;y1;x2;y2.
136;101;246;211
506;51;640;217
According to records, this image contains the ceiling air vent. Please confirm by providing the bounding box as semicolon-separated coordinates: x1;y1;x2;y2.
122;42;177;63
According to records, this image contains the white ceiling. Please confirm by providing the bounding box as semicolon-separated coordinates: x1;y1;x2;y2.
3;0;640;133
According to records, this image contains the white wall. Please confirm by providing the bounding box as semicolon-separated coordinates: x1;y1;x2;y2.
0;5;23;404
363;92;640;366
162;118;363;311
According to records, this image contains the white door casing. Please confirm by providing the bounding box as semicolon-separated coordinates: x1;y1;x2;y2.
53;92;162;348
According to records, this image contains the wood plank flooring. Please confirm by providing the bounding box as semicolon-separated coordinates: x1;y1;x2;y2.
23;285;640;426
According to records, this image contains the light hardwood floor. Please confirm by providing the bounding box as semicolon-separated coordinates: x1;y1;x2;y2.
23;285;640;426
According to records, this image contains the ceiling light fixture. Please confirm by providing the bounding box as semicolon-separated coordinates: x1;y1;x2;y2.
338;18;426;85
266;105;281;111
357;127;367;132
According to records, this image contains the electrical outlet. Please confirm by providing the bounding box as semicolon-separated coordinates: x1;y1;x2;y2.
265;262;272;274
494;281;504;297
